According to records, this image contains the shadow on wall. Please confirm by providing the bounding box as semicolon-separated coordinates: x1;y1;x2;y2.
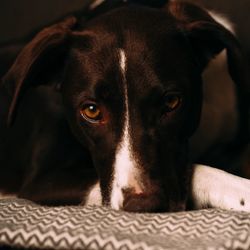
0;0;250;58
0;0;91;43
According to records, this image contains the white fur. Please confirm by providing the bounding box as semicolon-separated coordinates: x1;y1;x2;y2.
85;182;102;206
192;164;250;211
209;11;235;33
119;49;126;73
89;0;105;10
110;49;142;210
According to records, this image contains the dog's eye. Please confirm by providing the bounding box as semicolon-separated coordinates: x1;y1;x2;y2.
80;104;102;122
164;94;181;112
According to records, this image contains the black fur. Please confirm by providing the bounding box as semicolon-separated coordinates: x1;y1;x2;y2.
0;1;249;212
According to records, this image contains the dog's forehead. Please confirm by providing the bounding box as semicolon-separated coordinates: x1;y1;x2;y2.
73;6;187;56
84;6;177;34
67;7;196;100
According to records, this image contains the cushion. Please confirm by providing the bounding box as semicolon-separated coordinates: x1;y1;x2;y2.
0;198;250;249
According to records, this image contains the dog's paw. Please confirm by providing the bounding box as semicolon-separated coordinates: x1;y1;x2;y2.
84;182;102;206
192;164;250;211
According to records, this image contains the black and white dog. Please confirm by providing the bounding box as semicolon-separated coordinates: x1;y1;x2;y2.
0;0;250;212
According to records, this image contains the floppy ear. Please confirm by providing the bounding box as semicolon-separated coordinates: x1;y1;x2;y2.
2;17;77;126
167;1;250;139
167;1;247;75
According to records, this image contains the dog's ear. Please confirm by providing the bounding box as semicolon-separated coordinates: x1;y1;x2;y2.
167;1;248;90
167;1;249;138
2;17;77;126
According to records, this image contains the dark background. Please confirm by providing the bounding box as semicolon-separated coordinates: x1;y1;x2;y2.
0;0;250;58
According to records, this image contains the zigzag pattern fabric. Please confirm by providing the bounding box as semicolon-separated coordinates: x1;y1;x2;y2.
0;198;250;249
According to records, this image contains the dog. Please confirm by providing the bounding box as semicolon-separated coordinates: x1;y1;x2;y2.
0;0;250;213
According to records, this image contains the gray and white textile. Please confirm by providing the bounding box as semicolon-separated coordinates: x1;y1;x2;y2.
0;198;250;249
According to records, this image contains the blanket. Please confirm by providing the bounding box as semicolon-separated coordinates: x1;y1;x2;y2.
0;198;250;249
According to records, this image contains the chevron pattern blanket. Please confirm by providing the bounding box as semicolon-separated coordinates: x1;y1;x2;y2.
0;199;250;249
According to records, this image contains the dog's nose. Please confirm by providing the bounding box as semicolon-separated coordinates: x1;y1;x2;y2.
122;188;164;212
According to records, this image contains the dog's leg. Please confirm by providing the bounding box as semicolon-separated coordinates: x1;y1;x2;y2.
84;182;102;206
191;164;250;211
18;171;97;206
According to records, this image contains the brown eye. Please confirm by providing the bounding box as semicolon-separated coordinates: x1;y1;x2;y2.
80;104;102;122
164;94;181;112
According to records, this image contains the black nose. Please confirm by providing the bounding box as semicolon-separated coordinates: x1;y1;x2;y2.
122;188;165;213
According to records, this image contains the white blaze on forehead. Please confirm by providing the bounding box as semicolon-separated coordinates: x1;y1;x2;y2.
110;49;142;210
119;49;126;73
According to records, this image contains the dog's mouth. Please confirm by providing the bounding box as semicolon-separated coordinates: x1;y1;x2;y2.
84;137;190;213
123;192;166;213
121;187;188;212
86;175;188;213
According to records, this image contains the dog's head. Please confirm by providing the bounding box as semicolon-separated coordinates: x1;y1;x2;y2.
2;1;246;212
